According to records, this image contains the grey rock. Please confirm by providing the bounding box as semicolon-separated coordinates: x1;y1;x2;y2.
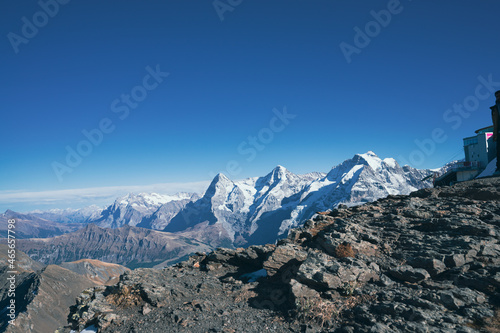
438;290;464;310
370;323;396;332
389;265;430;283
262;244;307;277
479;243;500;257
408;257;446;276
444;254;466;268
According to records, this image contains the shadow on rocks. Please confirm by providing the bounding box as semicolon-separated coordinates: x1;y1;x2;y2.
218;259;302;318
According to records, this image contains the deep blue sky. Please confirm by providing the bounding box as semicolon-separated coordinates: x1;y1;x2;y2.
1;1;499;211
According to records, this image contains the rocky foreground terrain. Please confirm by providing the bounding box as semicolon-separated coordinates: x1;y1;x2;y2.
59;177;500;332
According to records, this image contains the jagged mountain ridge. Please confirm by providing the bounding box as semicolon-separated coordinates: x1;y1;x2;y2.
277;152;434;234
94;192;200;229
14;223;212;269
164;167;325;246
136;193;202;230
12;152;437;248
164;152;435;246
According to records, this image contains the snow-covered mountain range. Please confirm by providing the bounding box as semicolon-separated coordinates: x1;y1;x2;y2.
95;192;200;228
17;152;438;247
277;152;433;234
163;151;435;246
164;167;325;245
29;205;104;224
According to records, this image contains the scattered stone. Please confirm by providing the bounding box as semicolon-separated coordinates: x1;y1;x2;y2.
262;244;307;277
142;303;152;315
388;265;430;283
445;254;466;268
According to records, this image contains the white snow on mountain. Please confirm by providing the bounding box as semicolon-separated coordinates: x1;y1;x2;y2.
383;157;398;169
359;151;383;171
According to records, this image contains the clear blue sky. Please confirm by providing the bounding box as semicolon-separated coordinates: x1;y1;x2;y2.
1;0;499;211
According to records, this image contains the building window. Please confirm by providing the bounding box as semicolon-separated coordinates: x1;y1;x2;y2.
463;137;478;146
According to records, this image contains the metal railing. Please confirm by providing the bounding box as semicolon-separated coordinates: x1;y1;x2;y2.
449;161;482;170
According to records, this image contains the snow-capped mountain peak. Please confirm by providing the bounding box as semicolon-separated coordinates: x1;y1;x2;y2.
276;152;434;236
97;192;200;228
204;173;234;199
255;165;291;193
272;164;287;175
353;151;385;171
265;165;289;184
116;192;170;207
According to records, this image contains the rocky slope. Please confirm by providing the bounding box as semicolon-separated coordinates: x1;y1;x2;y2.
0;243;45;333
59;259;131;285
15;223;212;269
4;265;97;333
60;177;500;333
0;245;128;333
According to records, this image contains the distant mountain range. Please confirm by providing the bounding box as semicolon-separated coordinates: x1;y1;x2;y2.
5;152;438;250
27;205;104;224
0;210;82;239
15;223;212;269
